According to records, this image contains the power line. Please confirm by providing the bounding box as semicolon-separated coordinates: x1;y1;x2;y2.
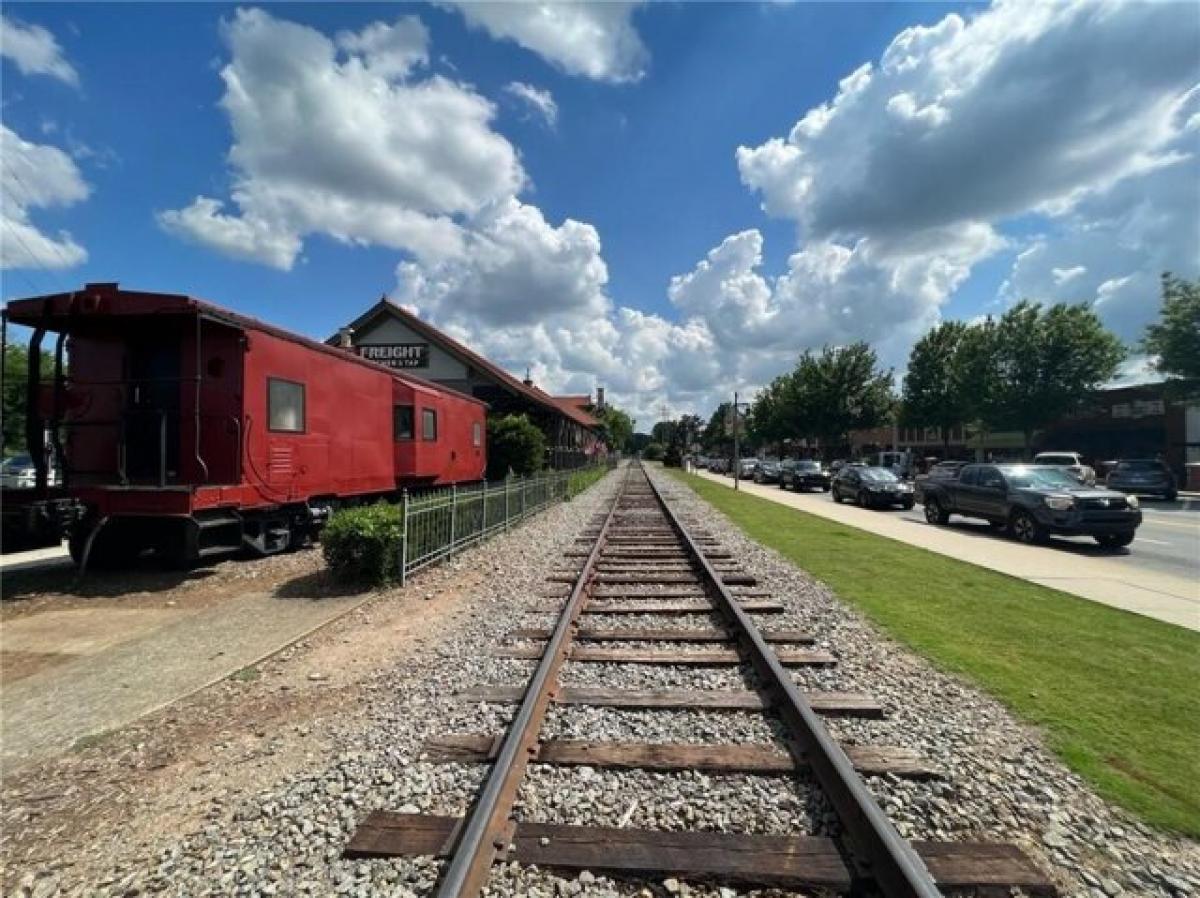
2;164;80;290
1;218;56;296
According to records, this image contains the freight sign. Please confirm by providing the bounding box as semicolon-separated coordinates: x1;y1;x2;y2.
357;343;430;369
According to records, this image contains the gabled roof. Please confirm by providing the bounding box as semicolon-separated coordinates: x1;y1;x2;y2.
334;299;600;432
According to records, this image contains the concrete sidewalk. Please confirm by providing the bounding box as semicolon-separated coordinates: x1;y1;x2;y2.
689;470;1200;631
1;590;367;769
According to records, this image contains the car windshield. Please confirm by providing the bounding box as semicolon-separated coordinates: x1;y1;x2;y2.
1116;460;1163;472
1001;466;1081;489
2;454;32;470
796;461;819;470
859;467;899;482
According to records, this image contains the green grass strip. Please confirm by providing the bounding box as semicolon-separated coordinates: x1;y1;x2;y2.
669;469;1200;837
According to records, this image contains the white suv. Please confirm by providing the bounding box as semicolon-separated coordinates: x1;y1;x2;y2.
1033;451;1096;486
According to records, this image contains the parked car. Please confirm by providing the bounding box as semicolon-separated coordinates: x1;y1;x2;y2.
779;459;830;492
0;453;60;489
920;463;1141;548
1106;459;1177;501
708;457;729;474
832;465;915;509
752;459;781;484
913;460;967;503
736;458;759;479
1033;451;1096;486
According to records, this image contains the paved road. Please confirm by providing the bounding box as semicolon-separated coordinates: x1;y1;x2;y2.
691;469;1199;631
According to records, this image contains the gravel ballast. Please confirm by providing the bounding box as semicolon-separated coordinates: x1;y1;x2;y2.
10;463;1199;898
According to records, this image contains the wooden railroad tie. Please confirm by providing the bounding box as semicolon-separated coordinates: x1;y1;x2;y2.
422;734;939;779
506;626;815;644
530;599;785;614
345;814;1056;896
491;645;837;666
457;685;884;717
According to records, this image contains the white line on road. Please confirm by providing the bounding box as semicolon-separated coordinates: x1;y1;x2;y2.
1136;538;1173;546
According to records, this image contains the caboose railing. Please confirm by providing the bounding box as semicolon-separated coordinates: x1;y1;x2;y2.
398;458;619;584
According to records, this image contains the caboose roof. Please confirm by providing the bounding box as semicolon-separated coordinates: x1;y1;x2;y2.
2;284;488;409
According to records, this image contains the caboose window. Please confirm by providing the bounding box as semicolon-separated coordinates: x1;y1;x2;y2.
472;421;482;447
267;378;305;432
393;405;414;440
422;408;437;441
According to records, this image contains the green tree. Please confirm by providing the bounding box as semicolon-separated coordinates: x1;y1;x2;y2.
630;432;652;452
486;413;546;479
2;340;53;453
789;343;894;455
900;321;973;451
588;402;635;451
701;402;736;455
1143;273;1200;383
642;442;665;461
982;301;1124;454
747;376;794;449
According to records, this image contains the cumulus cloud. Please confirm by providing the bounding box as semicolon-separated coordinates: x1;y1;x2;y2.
732;0;1199;364
0;14;78;86
504;81;558;127
442;1;647;83
0;124;89;269
159;8;524;269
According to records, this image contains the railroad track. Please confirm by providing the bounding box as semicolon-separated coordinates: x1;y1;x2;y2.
345;463;1054;897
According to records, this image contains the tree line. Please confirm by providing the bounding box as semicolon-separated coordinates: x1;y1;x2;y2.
688;273;1199;459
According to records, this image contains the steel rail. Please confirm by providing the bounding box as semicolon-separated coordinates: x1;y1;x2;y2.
433;465;630;898
642;467;942;898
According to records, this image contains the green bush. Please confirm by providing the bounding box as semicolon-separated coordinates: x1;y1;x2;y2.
642;442;665;461
322;502;403;584
487;413;546;479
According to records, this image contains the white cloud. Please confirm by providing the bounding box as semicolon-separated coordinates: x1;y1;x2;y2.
504;81;558;128
159;8;524;269
335;15;428;79
0;14;78;86
732;0;1199;370
738;2;1197;243
442;1;647;83
394;197;608;327
0;124;89;269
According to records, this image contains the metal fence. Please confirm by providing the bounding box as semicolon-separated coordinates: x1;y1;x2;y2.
398;459;618;583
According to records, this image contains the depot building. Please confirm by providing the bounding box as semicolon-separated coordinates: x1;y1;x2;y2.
330;298;604;468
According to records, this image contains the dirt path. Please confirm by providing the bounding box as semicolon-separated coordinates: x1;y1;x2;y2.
0;553;486;890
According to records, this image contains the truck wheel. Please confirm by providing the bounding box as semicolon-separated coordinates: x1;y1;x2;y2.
832;487;843;503
924;498;949;525
1096;532;1134;549
1010;511;1047;545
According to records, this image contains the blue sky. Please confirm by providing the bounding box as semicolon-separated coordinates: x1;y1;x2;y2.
2;2;1197;424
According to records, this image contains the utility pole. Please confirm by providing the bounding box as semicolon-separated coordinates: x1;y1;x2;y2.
732;391;740;491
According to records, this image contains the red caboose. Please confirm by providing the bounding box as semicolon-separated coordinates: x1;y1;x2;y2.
2;284;486;566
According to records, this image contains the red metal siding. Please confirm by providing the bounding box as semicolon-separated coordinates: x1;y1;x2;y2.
241;329;396;505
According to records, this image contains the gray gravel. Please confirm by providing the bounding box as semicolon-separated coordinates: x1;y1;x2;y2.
16;464;1200;898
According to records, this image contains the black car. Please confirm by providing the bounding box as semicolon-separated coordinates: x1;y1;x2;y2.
920;463;1142;547
752;460;781;484
913;460;967;503
1106;459;1177;501
779;459;830;492
832;465;915;509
